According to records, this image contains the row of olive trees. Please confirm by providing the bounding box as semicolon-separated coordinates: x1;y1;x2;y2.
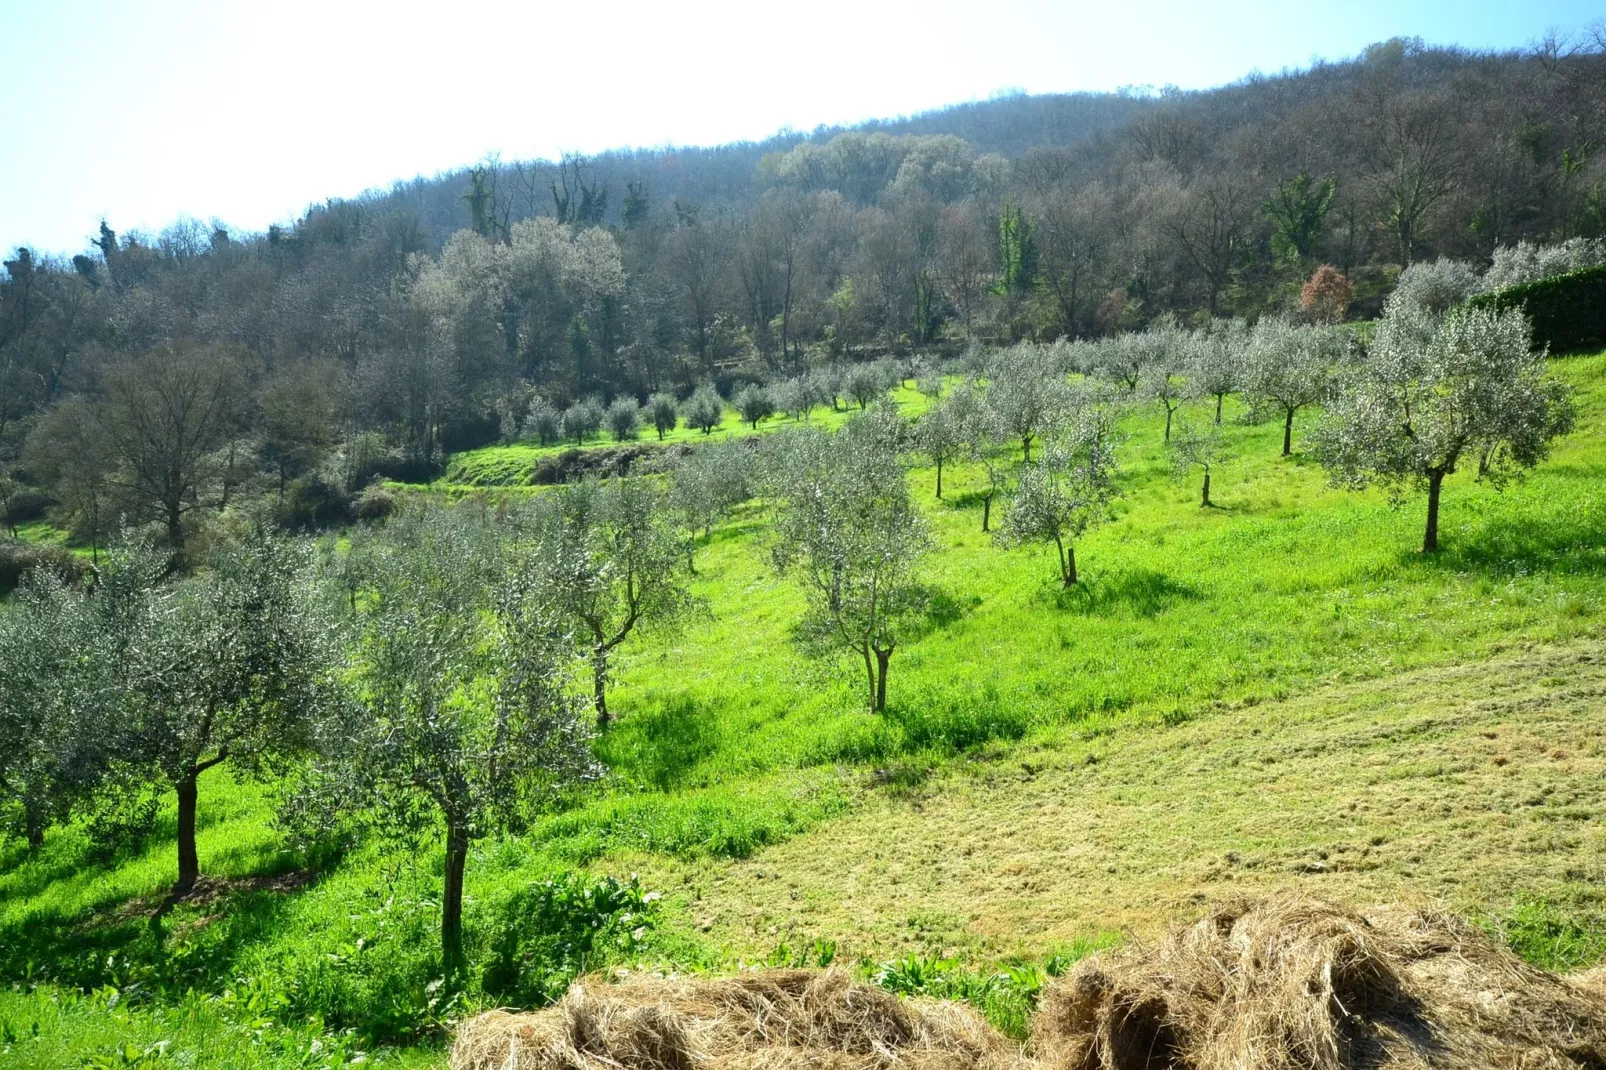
516;297;1576;726
513;358;918;446
0;513;632;968
1015;304;1575;558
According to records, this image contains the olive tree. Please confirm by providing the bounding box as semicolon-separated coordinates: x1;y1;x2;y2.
985;344;1072;463
842;363;887;410
773;377;812;423
0;572;104;848
523;398;561;445
995;410;1118;587
562;398;604;444
1188;319;1247;424
606;397;641;442
647;393;679;439
912;387;971;499
668;440;757;571
1089;332;1145;393
770;410;930;712
1243;318;1342;456
296;510;599;970
117;534;334;895
1170;420;1230;507
527;478;695;726
685;386;725;435
733;384;775;429
1139;354;1188;443
1388;257;1480;317
810;367;843;412
958;384;1011;532
1313;306;1574;553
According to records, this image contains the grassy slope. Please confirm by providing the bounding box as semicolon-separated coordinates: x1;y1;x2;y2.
439;384;934;487
632;640;1606;963
5;356;1606;1067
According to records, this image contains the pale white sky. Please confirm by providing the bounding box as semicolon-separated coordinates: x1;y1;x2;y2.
1;0;1599;255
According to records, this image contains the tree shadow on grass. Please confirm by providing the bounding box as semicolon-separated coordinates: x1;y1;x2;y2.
1052;567;1204;618
943;489;991;512
595;695;722;792
923;587;974;628
0;869;311;997
1397;510;1606;579
703;514;769;548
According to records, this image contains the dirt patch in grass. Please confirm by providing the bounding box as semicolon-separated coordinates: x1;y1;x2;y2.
630;641;1606;961
87;868;317;929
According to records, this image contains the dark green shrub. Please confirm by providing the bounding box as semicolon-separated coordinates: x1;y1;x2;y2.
278;475;351;530
1466;265;1606;353
0;539;83;595
352;482;396;522
2;486;52;529
481;873;659;1007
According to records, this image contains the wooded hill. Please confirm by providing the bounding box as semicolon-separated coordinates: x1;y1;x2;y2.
2;34;1604;547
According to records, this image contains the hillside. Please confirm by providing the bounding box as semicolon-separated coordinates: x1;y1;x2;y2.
2;348;1603;1068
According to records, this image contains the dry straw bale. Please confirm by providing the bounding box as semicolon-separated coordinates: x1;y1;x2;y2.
1032;893;1606;1069
451;966;1021;1070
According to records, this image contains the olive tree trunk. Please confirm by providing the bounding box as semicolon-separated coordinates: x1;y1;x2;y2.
442;820;469;971
175;773;199;895
1056;536;1078;588
592;645;611;728
1423;470;1445;554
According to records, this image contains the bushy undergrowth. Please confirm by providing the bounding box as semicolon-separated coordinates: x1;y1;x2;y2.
481;873;659;1008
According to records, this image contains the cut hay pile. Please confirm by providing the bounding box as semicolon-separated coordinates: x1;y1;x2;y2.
453;894;1606;1070
1034;894;1606;1069
451;967;1019;1070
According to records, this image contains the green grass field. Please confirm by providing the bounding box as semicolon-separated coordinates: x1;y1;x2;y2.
439;383;934;487
5;357;1606;1067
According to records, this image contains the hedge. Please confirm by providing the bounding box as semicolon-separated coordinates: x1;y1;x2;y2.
1466;264;1606;354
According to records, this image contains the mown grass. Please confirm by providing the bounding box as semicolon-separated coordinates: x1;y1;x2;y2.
5;354;1606;1066
638;639;1606;962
